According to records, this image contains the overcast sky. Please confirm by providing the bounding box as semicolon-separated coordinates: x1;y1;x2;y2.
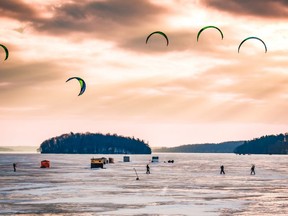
1;0;288;147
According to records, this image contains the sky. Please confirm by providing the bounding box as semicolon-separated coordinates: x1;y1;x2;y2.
0;0;288;147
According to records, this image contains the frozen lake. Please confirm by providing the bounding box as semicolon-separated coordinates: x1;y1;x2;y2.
1;153;288;215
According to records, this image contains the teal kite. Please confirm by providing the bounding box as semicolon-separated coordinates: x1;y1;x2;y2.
238;37;267;53
66;77;86;96
197;26;224;42
146;31;169;46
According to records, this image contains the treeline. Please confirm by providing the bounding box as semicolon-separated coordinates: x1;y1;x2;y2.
154;141;244;153
39;132;151;154
234;134;288;154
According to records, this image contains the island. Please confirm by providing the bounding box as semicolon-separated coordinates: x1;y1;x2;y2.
234;133;288;155
154;141;244;153
39;132;151;154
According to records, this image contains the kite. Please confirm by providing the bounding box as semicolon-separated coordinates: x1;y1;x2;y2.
146;31;169;46
238;37;267;53
66;77;86;96
0;44;8;61
197;26;224;42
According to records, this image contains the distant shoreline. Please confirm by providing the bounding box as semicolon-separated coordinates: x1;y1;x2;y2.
0;151;39;154
0;146;38;153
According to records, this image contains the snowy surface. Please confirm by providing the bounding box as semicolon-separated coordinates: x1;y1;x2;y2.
1;153;288;215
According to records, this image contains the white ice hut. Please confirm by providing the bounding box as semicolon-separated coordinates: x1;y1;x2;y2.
151;156;159;163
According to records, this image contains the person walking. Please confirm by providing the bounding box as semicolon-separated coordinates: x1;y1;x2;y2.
250;164;255;175
146;164;150;174
220;165;225;175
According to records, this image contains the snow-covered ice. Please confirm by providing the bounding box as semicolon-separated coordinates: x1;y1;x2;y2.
1;153;288;215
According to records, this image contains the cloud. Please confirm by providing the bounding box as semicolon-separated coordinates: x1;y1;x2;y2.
93;52;288;123
202;0;288;18
0;0;174;53
0;61;66;107
0;0;37;21
0;61;64;85
31;0;169;40
0;0;240;55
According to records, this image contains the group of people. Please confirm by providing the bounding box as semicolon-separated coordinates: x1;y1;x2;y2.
220;164;256;175
13;162;256;176
146;164;256;176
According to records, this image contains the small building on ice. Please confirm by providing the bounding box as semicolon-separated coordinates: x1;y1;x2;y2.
109;158;114;163
40;160;50;168
123;156;130;162
151;156;159;163
91;158;105;169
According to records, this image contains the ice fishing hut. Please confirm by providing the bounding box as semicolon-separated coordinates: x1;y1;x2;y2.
91;158;104;169
101;157;109;164
151;156;159;163
40;160;50;168
123;156;130;162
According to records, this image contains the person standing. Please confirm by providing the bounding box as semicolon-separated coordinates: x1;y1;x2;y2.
220;165;225;175
146;164;150;174
250;164;255;175
13;163;16;172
